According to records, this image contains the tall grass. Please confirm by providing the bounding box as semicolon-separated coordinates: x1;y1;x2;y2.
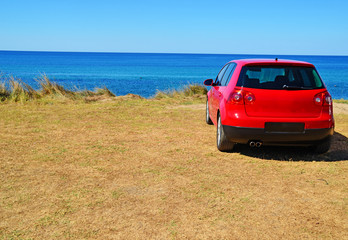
155;84;207;99
334;99;348;104
0;75;207;103
0;75;115;103
0;82;10;101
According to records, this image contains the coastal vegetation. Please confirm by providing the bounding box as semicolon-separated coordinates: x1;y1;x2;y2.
0;78;347;239
0;76;207;103
334;99;348;104
0;76;115;103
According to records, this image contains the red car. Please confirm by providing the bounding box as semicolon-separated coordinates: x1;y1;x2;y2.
204;59;334;153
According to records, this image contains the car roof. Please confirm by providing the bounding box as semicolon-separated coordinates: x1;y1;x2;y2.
231;59;314;67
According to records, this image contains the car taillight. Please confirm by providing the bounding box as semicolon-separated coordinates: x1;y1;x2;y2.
227;89;255;105
324;94;332;105
244;91;256;105
314;92;332;106
230;91;243;104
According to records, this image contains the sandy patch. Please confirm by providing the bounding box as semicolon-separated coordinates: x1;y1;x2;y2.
334;102;348;114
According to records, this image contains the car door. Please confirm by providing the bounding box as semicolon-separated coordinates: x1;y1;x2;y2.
211;63;231;123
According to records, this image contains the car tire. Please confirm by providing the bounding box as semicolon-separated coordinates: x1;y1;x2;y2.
206;99;213;125
217;113;235;152
312;136;331;154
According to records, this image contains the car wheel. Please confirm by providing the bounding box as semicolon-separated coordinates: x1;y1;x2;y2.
217;113;235;152
206;99;213;125
312;136;331;154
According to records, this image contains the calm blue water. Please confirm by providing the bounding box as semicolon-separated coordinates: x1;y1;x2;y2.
0;51;347;99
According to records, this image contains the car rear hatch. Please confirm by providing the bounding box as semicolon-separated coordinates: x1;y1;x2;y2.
243;88;324;118
237;65;327;118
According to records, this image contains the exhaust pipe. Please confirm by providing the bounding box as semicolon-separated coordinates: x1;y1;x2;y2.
249;141;262;148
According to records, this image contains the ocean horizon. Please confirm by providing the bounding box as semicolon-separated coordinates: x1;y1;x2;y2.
2;50;348;56
0;50;347;99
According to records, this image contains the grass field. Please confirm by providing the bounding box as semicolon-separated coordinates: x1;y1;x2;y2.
0;95;347;239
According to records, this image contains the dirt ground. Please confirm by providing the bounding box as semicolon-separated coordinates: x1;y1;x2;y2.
334;102;348;114
0;99;347;239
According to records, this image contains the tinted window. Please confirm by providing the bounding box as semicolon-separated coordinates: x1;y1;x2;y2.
237;66;324;90
215;64;229;85
220;64;234;86
224;63;236;86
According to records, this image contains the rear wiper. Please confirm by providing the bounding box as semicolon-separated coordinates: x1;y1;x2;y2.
282;85;312;90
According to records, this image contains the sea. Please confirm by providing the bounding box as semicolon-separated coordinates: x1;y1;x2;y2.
0;51;347;99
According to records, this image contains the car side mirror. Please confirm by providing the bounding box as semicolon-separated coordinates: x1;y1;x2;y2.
204;79;214;86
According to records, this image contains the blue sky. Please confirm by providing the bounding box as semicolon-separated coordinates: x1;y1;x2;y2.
1;0;347;55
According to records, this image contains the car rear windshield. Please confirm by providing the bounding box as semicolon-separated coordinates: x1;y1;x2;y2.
236;65;324;90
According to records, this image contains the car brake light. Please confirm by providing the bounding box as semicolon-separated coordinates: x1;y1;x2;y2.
324;94;332;105
244;92;256;105
230;91;243;104
227;89;255;105
314;96;322;105
314;92;332;106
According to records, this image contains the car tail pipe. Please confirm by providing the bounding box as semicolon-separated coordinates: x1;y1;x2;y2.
249;141;262;148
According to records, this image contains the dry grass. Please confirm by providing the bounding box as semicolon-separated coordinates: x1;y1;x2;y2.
334;99;348;104
0;97;347;239
0;76;115;103
155;84;207;99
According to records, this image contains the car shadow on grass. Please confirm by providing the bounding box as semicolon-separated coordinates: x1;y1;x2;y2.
233;132;348;162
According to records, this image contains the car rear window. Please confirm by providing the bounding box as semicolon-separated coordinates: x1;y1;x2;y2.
236;66;324;90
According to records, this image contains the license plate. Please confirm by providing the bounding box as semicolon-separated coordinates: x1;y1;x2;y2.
265;122;305;133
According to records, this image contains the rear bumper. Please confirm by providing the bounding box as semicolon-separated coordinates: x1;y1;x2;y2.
222;125;334;146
